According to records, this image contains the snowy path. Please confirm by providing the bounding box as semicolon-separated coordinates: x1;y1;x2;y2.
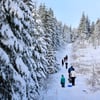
42;44;100;100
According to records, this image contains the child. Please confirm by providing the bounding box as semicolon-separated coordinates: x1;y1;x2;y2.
60;75;65;87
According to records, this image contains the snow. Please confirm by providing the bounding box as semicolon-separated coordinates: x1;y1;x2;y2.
1;24;14;38
0;48;10;64
40;43;100;100
1;0;100;99
16;56;30;76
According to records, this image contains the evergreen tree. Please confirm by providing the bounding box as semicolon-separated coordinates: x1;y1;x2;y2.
78;12;86;34
85;16;91;37
63;24;69;43
38;4;60;73
78;13;91;38
94;19;100;45
91;21;95;34
0;0;59;99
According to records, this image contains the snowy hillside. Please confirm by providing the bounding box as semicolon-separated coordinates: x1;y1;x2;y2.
72;40;100;92
39;42;100;100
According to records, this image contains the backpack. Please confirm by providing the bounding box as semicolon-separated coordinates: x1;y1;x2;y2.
71;70;76;77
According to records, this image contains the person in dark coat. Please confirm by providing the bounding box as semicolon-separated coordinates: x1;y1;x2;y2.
64;55;68;61
60;75;65;87
68;66;75;82
65;60;68;69
62;59;64;66
64;55;68;69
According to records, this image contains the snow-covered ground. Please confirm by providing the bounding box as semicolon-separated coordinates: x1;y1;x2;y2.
40;43;100;100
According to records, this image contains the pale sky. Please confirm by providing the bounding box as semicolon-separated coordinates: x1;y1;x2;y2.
38;0;100;28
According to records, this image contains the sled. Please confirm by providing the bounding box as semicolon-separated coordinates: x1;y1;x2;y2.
67;84;72;87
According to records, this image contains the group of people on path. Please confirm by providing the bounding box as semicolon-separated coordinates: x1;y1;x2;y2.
60;55;76;88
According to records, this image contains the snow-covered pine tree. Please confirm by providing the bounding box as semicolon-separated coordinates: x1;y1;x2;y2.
56;21;64;47
91;21;95;34
0;0;58;99
89;21;95;47
78;12;91;39
77;13;91;48
63;24;69;43
71;28;78;42
38;4;59;73
85;16;91;37
38;4;70;48
78;12;86;35
93;19;100;46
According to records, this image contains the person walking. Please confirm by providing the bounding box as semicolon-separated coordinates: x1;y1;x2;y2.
68;66;75;83
64;55;68;61
70;69;76;86
62;59;64;66
60;75;65;88
64;55;68;69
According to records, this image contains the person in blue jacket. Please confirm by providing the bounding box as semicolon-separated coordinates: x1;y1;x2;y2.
60;74;65;87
